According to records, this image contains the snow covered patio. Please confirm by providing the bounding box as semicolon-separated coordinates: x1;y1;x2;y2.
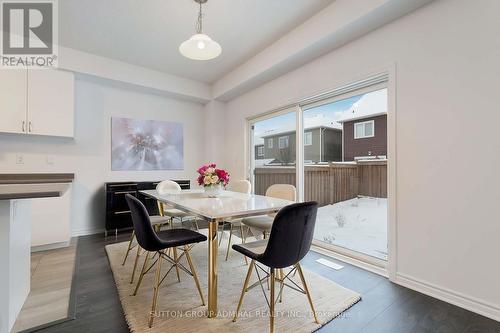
314;196;388;260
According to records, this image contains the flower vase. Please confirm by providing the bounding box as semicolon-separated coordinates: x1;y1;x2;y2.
205;184;223;198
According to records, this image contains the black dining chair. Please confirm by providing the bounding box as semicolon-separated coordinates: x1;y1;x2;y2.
232;201;319;333
125;194;207;328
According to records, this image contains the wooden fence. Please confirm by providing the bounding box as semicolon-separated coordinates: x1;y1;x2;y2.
254;160;387;206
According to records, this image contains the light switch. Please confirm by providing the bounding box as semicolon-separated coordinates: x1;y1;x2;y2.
16;155;24;164
46;156;54;165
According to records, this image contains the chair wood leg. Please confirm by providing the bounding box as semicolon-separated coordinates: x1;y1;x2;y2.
184;246;205;305
233;259;255;322
148;251;163;328
130;244;141;284
172;247;181;283
122;231;135;265
270;268;275;333
193;218;200;231
296;263;319;324
225;224;234;261
133;251;150;296
239;224;248;265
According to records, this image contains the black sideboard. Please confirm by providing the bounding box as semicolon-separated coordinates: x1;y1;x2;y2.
104;180;190;236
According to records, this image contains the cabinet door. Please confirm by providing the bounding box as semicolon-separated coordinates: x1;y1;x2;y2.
0;70;27;134
31;188;71;248
27;69;74;137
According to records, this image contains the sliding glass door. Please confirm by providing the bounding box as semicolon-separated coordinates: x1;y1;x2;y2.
247;78;389;266
302;87;388;262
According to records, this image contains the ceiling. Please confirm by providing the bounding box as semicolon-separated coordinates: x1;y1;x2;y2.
59;0;334;83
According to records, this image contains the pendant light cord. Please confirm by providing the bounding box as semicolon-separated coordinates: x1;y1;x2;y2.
196;1;203;34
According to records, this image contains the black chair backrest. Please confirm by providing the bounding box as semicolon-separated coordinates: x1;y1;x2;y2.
125;194;162;252
261;201;318;269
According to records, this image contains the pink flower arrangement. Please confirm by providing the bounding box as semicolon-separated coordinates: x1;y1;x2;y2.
197;163;230;187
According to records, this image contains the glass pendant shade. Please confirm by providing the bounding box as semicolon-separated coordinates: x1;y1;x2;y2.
179;33;221;60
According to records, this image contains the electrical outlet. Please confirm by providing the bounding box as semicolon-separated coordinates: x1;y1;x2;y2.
16;155;24;164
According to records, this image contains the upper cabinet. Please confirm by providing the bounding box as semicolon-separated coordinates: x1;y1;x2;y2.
0;69;74;138
27;70;75;137
0;70;27;134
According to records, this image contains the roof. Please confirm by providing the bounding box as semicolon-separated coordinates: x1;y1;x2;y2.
254;89;386;143
260;125;340;139
259;113;342;139
336;89;387;123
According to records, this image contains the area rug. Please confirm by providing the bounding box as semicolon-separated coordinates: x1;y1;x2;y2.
105;232;361;332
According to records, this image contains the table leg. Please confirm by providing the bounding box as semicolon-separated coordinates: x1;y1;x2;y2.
208;221;218;318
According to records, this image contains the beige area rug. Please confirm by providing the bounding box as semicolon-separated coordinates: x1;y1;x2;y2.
106;232;361;333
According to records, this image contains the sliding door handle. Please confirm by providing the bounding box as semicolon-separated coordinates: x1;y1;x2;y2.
28;121;32;133
22;121;25;132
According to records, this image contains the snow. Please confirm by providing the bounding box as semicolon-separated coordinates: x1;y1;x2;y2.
336;89;387;123
254;158;275;167
304;113;343;130
314;197;388;260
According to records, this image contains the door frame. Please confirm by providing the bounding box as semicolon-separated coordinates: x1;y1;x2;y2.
245;66;397;279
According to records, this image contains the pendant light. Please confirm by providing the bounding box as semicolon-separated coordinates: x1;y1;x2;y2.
179;0;221;61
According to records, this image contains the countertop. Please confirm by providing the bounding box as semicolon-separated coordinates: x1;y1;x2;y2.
0;173;74;184
0;173;74;200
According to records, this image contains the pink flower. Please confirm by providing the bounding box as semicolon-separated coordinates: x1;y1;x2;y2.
197;163;218;175
215;169;230;185
197;163;230;187
197;165;208;175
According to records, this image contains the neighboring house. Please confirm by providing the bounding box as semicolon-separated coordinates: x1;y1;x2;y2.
340;114;387;161
337;88;388;161
260;126;342;164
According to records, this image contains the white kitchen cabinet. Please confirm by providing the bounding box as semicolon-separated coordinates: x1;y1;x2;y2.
0;70;28;134
27;70;75;137
31;186;71;250
0;69;74;137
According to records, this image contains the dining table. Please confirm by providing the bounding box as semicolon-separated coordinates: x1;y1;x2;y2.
140;188;294;318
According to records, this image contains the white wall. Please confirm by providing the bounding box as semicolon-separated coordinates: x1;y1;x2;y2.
59;47;211;103
0;75;206;235
223;0;500;320
212;0;434;100
203;100;227;168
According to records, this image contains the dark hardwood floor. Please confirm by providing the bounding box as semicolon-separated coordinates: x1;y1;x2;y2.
38;232;500;333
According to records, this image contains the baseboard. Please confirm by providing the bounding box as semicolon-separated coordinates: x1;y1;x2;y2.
71;228;104;237
395;273;500;323
31;241;70;252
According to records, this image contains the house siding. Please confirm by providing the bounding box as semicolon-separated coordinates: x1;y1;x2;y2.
304;129;321;162
264;132;297;164
322;129;342;162
262;127;342;164
343;115;387;161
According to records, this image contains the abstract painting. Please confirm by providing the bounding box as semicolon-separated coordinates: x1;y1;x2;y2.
111;117;183;171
